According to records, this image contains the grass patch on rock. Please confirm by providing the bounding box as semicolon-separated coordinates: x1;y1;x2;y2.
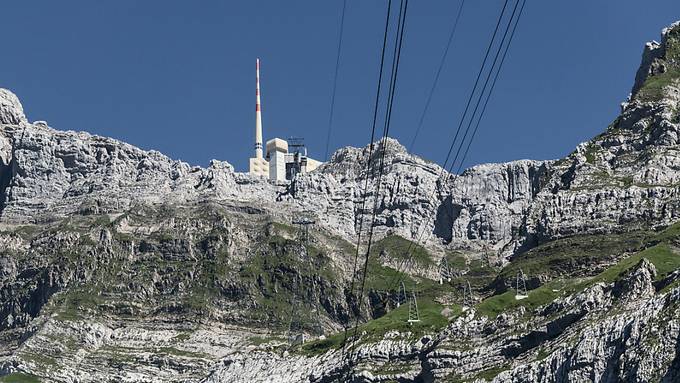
0;373;42;383
300;298;451;355
476;278;571;319
478;222;680;318
370;235;434;267
583;243;680;287
635;69;680;102
501;231;648;284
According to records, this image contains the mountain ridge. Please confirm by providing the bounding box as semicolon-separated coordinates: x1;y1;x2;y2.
0;20;679;383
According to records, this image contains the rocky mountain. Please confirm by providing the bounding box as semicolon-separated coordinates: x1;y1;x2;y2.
0;20;680;383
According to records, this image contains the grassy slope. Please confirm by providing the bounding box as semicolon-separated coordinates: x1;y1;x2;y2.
478;223;680;318
476;279;567;319
635;24;680;102
370;235;434;268
6;206;680;369
0;374;41;383
300;298;454;355
300;222;680;352
499;231;648;283
299;235;464;355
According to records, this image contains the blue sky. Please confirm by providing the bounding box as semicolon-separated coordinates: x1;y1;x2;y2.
2;1;680;171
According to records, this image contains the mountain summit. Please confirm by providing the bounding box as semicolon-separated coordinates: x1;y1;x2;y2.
0;20;680;383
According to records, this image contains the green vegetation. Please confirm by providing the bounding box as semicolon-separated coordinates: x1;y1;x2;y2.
365;237;487;299
98;345;139;364
0;373;41;383
635;26;680;102
371;362;416;375
299;220;680;351
52;288;107;321
445;252;468;269
18;352;58;370
672;107;680;124
661;278;680;294
582;243;680;287
172;331;193;342
269;221;298;237
359;299;448;338
583;143;600;164
455;257;497;290
155;347;211;359
442;365;511;383
300;298;452;355
575;222;680;289
536;348;551;361
649;221;680;243
54;214;111;234
476;279;569;318
666;25;680;61
371;235;434;267
475;365;510;381
635;69;680;102
9;194;680;377
290;234;469;355
477;223;680;319
11;225;42;238
237;234;341;329
337;235;452;303
364;257;413;291
248;334;288;346
500;231;648;283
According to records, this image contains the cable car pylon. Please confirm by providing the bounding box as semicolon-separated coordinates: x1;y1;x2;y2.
439;256;452;284
396;281;407;308
407;291;420;324
515;268;528;300
462;280;473;311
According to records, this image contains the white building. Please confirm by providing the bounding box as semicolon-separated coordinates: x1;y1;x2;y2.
266;138;288;182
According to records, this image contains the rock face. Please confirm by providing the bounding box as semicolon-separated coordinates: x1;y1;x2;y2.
0;19;679;383
0;90;26;125
2;53;680;262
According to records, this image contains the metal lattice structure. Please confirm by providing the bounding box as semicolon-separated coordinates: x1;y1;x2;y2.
439;257;452;284
462;280;474;309
286;299;306;346
311;278;325;338
515;268;528;300
407;292;421;324
396;281;407;308
292;211;316;244
286;137;310;180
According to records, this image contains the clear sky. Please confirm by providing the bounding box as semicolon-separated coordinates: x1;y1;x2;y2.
2;1;680;171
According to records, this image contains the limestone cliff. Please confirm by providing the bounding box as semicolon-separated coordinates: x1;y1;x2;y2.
0;20;680;383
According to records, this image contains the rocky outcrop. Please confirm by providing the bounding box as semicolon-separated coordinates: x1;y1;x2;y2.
0;90;26;125
2;73;680;262
1;18;680;383
200;272;680;383
494;265;680;383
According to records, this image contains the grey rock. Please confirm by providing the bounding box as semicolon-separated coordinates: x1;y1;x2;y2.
0;18;680;383
0;90;26;125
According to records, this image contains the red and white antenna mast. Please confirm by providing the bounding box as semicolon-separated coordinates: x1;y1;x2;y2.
255;58;264;159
